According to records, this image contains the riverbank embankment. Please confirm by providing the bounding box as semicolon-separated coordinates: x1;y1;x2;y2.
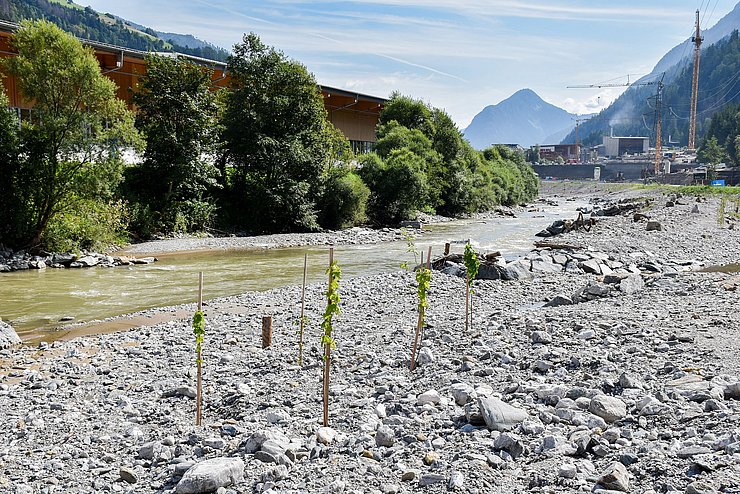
1;182;739;493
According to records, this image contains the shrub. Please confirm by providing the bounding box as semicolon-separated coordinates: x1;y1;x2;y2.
317;168;370;230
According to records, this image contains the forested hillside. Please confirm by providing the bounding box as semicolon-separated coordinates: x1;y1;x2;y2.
0;0;229;61
564;31;740;147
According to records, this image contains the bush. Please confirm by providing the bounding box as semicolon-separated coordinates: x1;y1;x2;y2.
317;168;370;230
44;199;129;252
359;150;428;225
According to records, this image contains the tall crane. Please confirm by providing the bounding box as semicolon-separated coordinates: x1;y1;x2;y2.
567;74;665;176
688;9;703;151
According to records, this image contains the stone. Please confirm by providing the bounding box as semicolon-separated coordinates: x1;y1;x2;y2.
531;258;562;273
0;320;21;349
596;462;630;492
423;451;440;465
580;259;602;275
375;426;395;447
478;396;528;432
72;255;99;267
418;474;445;487
685;480;717;494
417;347;434;365
558;463;577;479
502;260;533;280
618;274;644;295
493;432;525;459
417;389;441;406
448;471;464;490
544;295;573;307
203;437;226;450
316;427;337;445
119;467;138;484
450;382;475;406
646;221;663;231
176;457;245;494
589;395;627;423
530;330;552;344
677;446;711;458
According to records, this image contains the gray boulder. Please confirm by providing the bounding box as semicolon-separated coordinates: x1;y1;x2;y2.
0;320;21;349
595;462;630;491
501;260;533;280
544;295;573;307
589;395;627;423
478;396;528;432
619;274;644;295
176;457;245;494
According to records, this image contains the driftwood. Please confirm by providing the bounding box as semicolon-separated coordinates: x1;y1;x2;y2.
430;251;500;271
534;241;584;250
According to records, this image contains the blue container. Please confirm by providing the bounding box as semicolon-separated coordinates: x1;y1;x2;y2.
711;180;726;186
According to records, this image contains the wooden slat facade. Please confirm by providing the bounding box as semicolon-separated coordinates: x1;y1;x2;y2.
0;21;385;148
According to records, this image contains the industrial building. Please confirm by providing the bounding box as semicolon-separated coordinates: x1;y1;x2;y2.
602;136;650;158
0;20;385;152
536;144;579;162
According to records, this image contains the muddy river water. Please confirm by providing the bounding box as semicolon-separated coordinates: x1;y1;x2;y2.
0;202;582;341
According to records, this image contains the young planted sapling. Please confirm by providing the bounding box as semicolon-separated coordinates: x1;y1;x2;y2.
321;248;341;426
463;242;480;332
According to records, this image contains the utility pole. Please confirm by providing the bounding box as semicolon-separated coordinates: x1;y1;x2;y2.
654;78;665;176
688;9;703;151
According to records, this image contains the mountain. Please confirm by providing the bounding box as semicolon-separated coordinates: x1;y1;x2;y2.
564;2;740;148
0;0;230;62
640;2;740;84
463;89;575;148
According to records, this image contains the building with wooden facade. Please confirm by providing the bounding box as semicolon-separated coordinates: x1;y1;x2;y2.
0;20;385;152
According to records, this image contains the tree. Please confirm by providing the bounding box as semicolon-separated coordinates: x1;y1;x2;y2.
1;19;137;249
222;33;335;233
127;54;220;237
698;136;727;165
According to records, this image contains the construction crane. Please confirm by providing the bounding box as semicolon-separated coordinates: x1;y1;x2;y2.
688;9;703;151
567;74;665;176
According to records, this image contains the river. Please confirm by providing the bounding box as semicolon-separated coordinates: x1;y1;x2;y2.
0;201;581;341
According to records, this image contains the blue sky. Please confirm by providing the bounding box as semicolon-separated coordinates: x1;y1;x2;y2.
83;0;739;127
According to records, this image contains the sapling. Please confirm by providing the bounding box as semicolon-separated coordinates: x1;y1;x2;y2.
410;246;432;371
193;272;205;426
399;228;419;270
463;243;480;332
321;248;341;426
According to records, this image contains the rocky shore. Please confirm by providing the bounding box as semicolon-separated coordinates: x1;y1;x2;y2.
1;184;740;493
121;227;413;256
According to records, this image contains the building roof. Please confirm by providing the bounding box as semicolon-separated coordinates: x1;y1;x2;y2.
0;19;387;104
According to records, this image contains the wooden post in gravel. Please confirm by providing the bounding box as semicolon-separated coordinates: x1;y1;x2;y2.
262;316;273;348
196;272;203;426
410;246;432;371
298;253;307;366
444;242;450;256
322;248;334;427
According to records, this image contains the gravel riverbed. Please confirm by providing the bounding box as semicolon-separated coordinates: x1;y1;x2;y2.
1;184;740;494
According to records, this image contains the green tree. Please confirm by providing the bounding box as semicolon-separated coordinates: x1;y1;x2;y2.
358;150;428;225
1;19;137;249
127;54;220;237
222;33;333;233
699;136;727;165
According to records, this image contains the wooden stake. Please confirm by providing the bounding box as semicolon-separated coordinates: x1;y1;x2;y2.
262;316;273;348
298;253;307;367
323;248;334;427
465;272;470;333
196;272;203;426
444;242;450;256
410;247;432;371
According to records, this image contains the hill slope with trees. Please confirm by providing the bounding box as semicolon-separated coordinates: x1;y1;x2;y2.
564;30;740;148
0;0;229;61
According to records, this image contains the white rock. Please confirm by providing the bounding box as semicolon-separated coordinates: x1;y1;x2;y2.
176;457;245;493
417;389;441;406
478;396;528;432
